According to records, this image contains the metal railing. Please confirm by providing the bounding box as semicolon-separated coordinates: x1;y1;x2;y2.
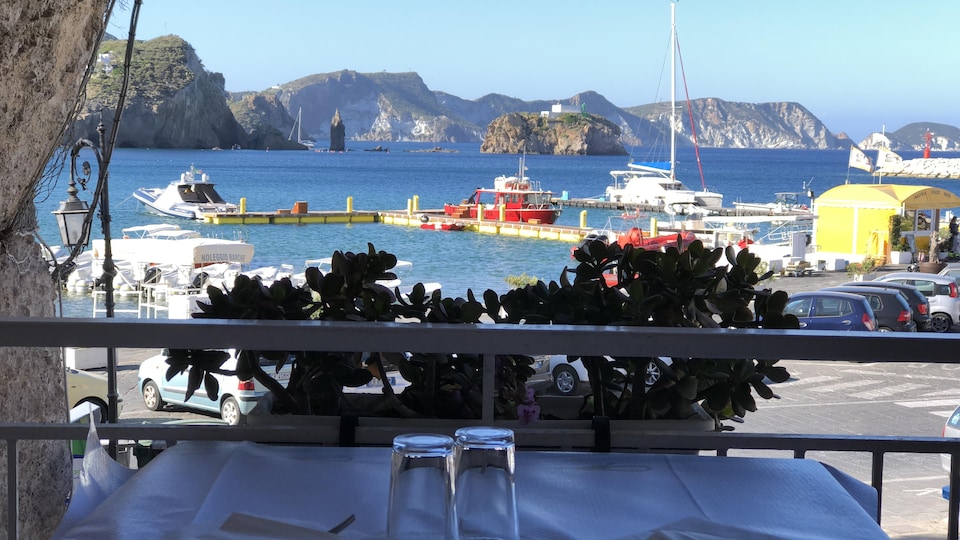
2;317;960;539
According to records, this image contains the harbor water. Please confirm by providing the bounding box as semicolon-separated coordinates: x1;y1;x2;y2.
36;142;960;317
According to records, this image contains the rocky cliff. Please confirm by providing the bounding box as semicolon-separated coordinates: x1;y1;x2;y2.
77;35;246;148
859;122;960;151
72;35;960;151
480;112;627;155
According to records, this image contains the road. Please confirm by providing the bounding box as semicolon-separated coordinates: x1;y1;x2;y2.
104;268;955;538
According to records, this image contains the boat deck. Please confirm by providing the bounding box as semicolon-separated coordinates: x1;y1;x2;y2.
554;197;812;218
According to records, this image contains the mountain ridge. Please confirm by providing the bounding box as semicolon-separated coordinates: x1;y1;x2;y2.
75;35;960;152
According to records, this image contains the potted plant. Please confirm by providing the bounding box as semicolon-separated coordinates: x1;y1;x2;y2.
165;238;796;446
846;257;878;281
889;215;912;264
166;243;537;426
484;237;796;430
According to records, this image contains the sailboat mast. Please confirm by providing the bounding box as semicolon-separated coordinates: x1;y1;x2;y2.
669;2;677;181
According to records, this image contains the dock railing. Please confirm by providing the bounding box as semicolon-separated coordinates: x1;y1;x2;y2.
2;318;960;539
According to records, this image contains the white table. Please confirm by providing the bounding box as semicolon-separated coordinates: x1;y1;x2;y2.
57;440;886;539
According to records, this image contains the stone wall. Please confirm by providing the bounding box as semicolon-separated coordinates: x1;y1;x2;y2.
0;1;110;536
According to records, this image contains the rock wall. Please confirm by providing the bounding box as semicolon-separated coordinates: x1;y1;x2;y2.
0;1;109;537
480;113;627;155
77;36;246;148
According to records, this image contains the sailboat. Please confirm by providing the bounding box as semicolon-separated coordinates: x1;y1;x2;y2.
288;107;315;149
604;2;722;215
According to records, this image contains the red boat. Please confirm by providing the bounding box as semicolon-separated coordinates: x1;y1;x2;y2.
443;155;562;224
616;227;697;251
420;221;465;232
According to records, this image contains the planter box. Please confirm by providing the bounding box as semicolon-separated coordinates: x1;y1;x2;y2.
919;261;947;274
245;395;714;452
890;251;913;265
64;347;108;370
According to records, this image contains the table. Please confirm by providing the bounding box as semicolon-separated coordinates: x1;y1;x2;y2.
56;440;886;539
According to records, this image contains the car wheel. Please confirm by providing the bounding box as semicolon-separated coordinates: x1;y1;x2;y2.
76;398;107;423
929;313;953;333
220;396;241;425
142;380;165;411
552;364;580;395
878;326;893;333
644;361;662;386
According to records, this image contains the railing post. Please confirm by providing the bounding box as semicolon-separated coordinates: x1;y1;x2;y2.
6;439;17;540
950;452;960;540
872;452;884;525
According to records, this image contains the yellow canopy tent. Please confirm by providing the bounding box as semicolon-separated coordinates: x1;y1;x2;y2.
813;184;960;257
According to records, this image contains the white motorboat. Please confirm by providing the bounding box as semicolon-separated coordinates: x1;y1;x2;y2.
90;224;254;289
603;4;722;215
133;166;239;220
605;163;722;214
733;191;813;215
292;258;441;300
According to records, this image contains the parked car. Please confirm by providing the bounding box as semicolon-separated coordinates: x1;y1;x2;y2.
842;280;932;331
873;272;960;333
821;286;916;332
938;263;960;283
138;349;292;425
782;291;877;331
66;367;119;423
548;355;669;396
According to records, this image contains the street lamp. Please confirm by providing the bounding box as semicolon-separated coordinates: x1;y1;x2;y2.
51;172;90;248
52;117;120;432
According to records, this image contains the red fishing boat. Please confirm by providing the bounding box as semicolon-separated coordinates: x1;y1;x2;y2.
443;155;562;224
616;227;697;251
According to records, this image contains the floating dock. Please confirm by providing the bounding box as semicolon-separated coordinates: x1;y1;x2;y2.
203;210;379;225
381;211;589;243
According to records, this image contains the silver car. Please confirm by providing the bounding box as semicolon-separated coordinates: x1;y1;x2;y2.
874;272;960;333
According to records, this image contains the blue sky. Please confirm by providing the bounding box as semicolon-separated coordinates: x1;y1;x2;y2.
110;1;960;142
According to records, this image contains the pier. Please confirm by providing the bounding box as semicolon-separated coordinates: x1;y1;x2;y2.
199;196;809;244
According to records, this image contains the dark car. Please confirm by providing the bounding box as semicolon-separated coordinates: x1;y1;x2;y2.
822;286;916;332
783;291;877;331
842;280;932;331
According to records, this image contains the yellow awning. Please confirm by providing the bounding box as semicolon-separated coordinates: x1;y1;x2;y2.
816;184;960;210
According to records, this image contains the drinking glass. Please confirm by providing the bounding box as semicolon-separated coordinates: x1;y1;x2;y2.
454;426;519;540
387;433;458;540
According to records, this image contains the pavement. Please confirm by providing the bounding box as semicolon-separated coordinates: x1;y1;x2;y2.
762;263;909;296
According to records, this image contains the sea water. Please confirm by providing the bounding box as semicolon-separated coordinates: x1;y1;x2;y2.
35;142;960;317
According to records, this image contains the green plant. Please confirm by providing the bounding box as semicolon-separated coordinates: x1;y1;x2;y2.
505;272;539;288
167;239;795;430
846;257;878;278
889;215;910;251
482;238;796;427
167;243;536;421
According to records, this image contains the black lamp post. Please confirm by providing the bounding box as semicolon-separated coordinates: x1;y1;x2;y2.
52;118;120;430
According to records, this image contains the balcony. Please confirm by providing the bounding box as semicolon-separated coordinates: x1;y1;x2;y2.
2;317;960;538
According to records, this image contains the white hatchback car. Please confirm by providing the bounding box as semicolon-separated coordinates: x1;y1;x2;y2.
874;272;960;333
548;355;670;396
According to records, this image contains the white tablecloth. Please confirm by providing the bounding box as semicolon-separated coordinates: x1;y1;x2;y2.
56;440;886;539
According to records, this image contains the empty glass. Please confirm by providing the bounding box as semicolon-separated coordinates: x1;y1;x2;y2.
454;426;519;540
387;433;458;540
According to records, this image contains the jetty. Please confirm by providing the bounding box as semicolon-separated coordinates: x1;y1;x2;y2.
198;196;811;244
